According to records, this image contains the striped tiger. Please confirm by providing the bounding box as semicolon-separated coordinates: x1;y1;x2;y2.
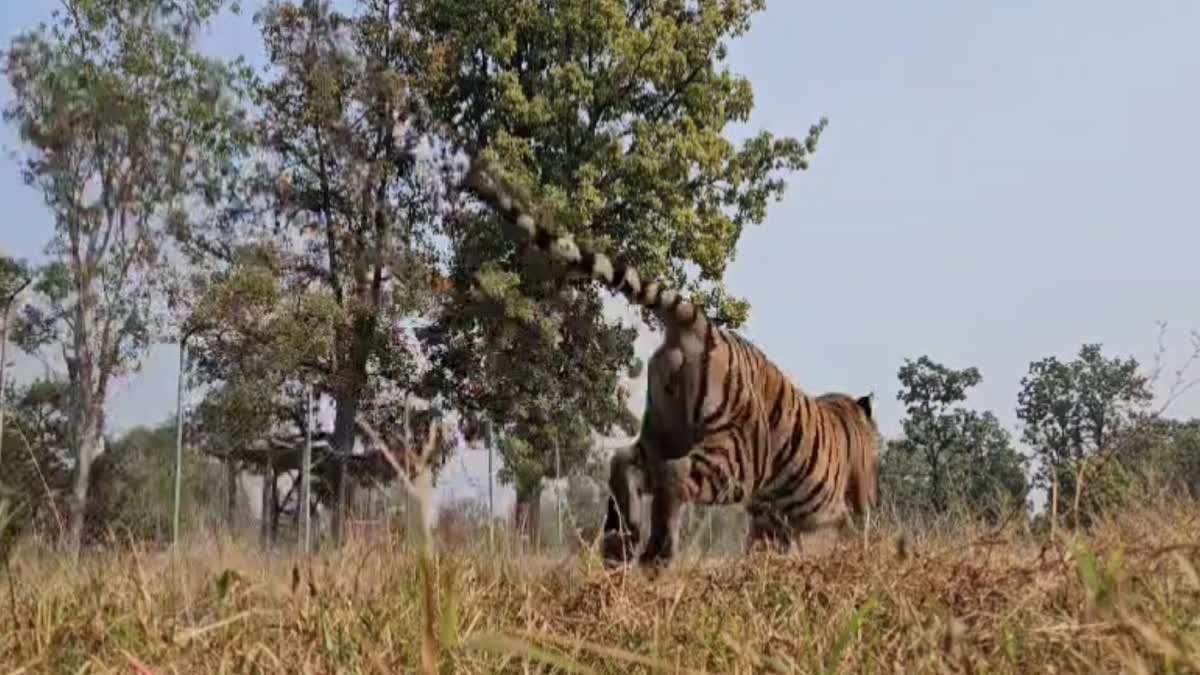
461;157;881;567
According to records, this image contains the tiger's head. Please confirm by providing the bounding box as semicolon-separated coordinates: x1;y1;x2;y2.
830;392;881;514
852;392;882;511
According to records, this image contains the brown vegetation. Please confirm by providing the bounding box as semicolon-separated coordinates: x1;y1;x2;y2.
2;483;1198;674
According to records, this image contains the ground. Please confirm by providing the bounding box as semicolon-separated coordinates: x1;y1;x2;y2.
2;498;1199;674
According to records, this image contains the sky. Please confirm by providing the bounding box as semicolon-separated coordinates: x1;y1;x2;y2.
2;1;1199;515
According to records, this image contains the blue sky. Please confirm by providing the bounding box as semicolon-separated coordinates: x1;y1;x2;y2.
3;1;1199;512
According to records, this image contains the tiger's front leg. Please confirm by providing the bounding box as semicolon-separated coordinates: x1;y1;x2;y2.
638;460;685;567
600;445;647;567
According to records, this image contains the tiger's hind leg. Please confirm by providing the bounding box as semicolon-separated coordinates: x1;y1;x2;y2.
600;445;647;567
639;438;751;568
779;503;852;555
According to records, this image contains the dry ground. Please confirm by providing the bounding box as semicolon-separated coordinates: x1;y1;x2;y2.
2;498;1199;674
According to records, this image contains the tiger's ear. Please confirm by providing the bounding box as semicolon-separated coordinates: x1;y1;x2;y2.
855;392;874;419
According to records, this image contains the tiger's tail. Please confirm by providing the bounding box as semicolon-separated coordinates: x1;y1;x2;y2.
463;158;707;333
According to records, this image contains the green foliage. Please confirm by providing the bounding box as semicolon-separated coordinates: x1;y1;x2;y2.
189;253;341;384
0;256;32;303
419;0;821;494
1017;344;1153;516
3;0;247;359
191;374;291;456
877;438;930;520
890;356;1029;521
4;377;72;463
422;0;823;302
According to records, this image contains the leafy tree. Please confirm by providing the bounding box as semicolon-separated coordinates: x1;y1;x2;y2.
189;371;295;530
185;253;338;539
186;253;339;440
0;257;32;297
0;377;72;541
1016;343;1152;515
5;378;72;467
177;0;447;546
892;356;1029;520
2;0;246;552
496;416;594;546
86;418;227;545
1109;415;1200;498
185;255;457;546
416;0;825;518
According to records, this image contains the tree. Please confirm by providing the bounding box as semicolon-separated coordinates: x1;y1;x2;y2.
184;254;458;547
876;437;929;521
0;377;72;541
85;418;227;545
417;0;824;513
185;252;337;541
177;0;447;546
895;356;982;514
950;409;1030;521
2;0;246;552
1121;417;1200;497
892;356;1028;520
1016;343;1152;515
496;415;594;547
189;366;296;530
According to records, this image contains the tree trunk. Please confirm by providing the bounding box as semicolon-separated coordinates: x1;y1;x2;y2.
322;304;379;547
927;451;945;514
0;309;10;468
225;460;239;529
259;465;275;551
330;390;360;547
513;483;543;551
65;270;102;555
67;404;102;552
269;467;281;545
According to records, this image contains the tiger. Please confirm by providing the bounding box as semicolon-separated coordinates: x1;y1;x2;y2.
460;157;881;568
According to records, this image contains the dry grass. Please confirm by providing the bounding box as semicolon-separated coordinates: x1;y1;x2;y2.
2;497;1199;675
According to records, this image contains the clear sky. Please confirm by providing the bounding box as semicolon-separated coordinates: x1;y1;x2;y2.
3;1;1199;512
